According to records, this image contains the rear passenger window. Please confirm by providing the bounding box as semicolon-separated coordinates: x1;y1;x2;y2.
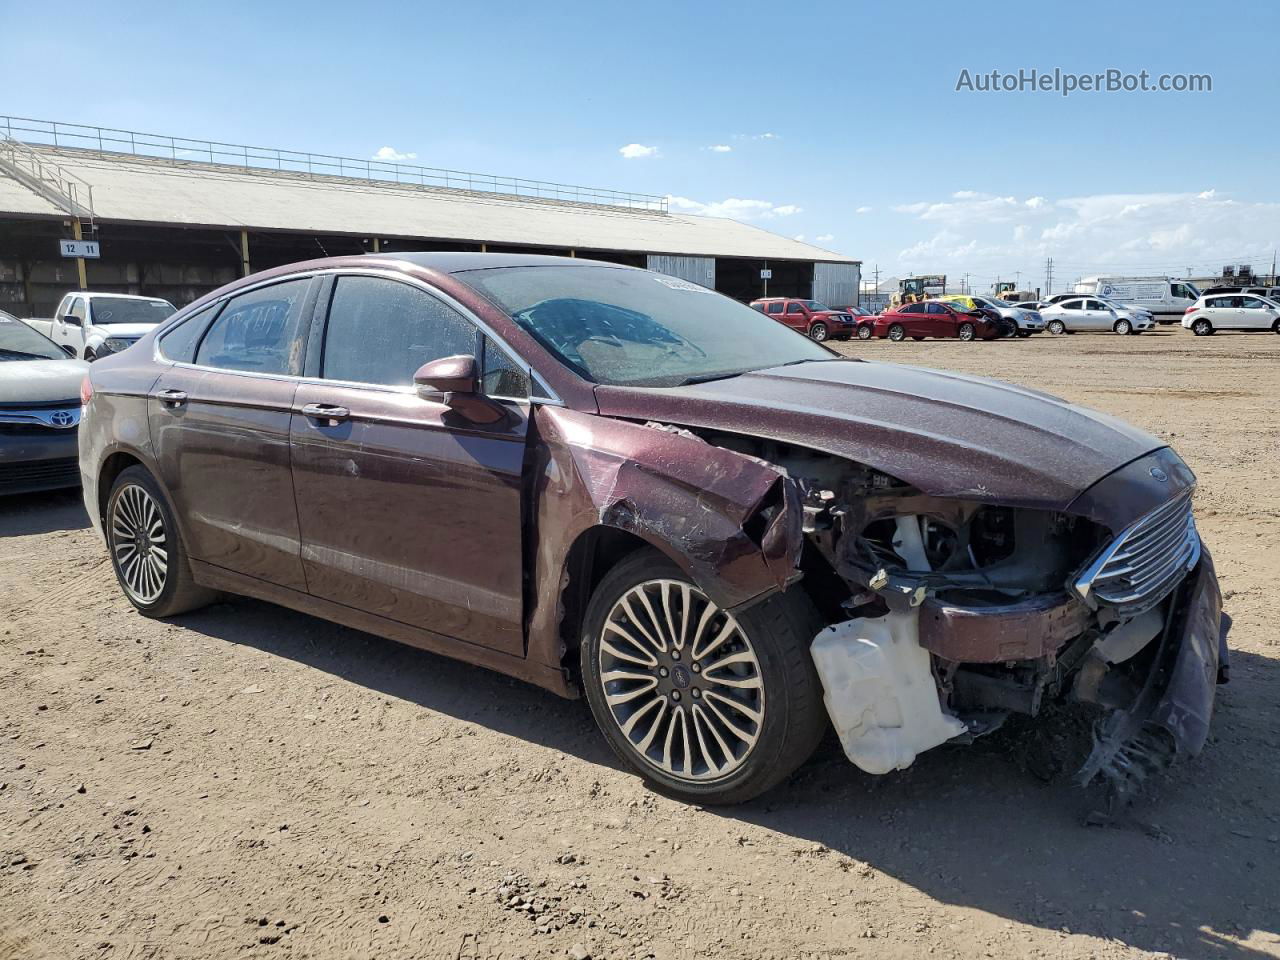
195;279;311;375
766;303;783;315
158;304;218;363
320;276;477;387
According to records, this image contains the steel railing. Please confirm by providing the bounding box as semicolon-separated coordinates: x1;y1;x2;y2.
0;115;668;214
0;132;95;223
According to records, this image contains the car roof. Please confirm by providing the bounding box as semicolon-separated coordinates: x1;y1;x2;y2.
365;251;634;274
77;291;173;301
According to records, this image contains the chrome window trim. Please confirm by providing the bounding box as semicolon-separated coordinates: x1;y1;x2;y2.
151;268;564;407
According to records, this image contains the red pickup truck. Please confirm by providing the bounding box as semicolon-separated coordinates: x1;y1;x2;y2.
749;298;860;341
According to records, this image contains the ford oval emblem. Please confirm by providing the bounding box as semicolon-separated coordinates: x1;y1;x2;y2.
1150;467;1168;482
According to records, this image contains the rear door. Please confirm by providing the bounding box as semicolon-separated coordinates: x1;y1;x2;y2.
289;272;531;655
149;275;318;590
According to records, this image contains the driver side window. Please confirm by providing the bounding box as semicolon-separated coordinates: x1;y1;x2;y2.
320;276;477;387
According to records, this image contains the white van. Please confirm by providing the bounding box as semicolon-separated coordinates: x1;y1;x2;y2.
1071;276;1201;323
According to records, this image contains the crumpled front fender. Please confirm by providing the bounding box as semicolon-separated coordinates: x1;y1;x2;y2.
524;406;804;682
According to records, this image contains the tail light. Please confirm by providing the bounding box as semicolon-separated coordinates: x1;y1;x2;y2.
1184;306;1196;314
80;376;93;406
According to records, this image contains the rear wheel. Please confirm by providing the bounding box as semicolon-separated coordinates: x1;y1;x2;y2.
1114;318;1133;335
580;550;827;805
958;322;976;341
808;322;829;342
1047;319;1067;336
1273;318;1280;334
887;324;906;342
856;324;873;340
106;466;217;618
1192;318;1213;336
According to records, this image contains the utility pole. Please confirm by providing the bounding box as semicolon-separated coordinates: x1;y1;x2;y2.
1044;256;1054;296
962;272;970;294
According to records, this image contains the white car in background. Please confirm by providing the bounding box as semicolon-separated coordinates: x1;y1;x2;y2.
1039;296;1155;335
24;292;177;361
0;311;89;495
1182;293;1280;336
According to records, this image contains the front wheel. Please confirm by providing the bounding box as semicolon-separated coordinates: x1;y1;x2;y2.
856;324;873;340
887;323;906;342
958;322;976;341
106;466;218;617
580;550;827;805
1114;319;1133;335
808;321;828;342
1047;319;1067;336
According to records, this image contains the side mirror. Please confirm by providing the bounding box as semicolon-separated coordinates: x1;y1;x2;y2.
413;354;479;400
60;344;76;358
62;314;82;327
414;354;505;425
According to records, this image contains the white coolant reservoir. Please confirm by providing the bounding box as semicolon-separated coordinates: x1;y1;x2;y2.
810;611;967;775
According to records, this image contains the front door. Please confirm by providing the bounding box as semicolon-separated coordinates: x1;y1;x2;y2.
1082;299;1113;330
784;302;808;333
289;273;530;655
149;275;317;590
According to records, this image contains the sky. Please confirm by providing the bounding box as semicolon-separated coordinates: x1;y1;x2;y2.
4;0;1277;294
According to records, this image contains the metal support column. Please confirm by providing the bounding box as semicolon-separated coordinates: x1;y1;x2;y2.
240;230;251;277
71;219;88;290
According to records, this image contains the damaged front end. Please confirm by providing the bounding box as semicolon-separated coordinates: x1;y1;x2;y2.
732;439;1225;800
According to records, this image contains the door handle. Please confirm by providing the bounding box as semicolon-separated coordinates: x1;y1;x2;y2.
156;389;188;407
301;402;351;422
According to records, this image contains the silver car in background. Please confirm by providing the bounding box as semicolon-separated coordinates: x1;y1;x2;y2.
1040;296;1155;335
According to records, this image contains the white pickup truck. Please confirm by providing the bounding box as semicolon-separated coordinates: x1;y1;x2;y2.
25;292;177;361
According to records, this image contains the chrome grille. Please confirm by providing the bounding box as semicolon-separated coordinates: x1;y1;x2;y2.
1074;491;1199;616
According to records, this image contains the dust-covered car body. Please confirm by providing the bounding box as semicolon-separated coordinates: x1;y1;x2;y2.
78;254;1224;804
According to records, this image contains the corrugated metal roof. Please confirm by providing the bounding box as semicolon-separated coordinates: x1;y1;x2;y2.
0;147;857;264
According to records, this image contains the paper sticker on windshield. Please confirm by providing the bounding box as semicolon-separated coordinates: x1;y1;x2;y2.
652;276;715;294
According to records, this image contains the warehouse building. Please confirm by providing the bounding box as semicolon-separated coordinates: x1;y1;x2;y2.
0;117;859;317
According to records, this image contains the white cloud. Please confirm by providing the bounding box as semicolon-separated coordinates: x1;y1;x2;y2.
815;234;835;243
372;146;416;162
619;143;659;159
667;195;803;220
855;206;872;214
886;188;1280;281
734;132;781;141
793;234;806;241
708;144;732;153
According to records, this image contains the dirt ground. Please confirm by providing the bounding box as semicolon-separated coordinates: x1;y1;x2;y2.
2;328;1278;960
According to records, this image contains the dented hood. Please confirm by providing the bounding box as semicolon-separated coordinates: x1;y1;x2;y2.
593;359;1165;513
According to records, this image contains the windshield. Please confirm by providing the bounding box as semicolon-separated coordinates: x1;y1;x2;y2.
458;266;834;387
0;316;66;361
803;300;831;311
987;297;1012;307
90;297;176;325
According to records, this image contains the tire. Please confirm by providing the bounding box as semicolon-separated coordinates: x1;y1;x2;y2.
856;324;873;340
911;336;924;341
808;322;829;342
888;324;906;342
1114;319;1133;335
106;465;218;618
1192;318;1213;337
579;549;827;805
1047;319;1067;336
1273;318;1280;334
958;322;976;341
1017;331;1032;338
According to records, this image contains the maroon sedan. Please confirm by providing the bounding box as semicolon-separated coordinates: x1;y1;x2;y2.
873;301;1001;341
79;254;1224;806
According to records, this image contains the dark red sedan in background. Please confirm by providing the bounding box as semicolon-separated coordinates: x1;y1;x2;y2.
872;300;1001;341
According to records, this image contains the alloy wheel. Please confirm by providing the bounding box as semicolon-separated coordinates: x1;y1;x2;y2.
596;579;765;782
856;325;873;340
110;483;169;604
809;322;828;342
1115;319;1132;335
1047;319;1066;335
958;323;976;341
888;324;906;341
